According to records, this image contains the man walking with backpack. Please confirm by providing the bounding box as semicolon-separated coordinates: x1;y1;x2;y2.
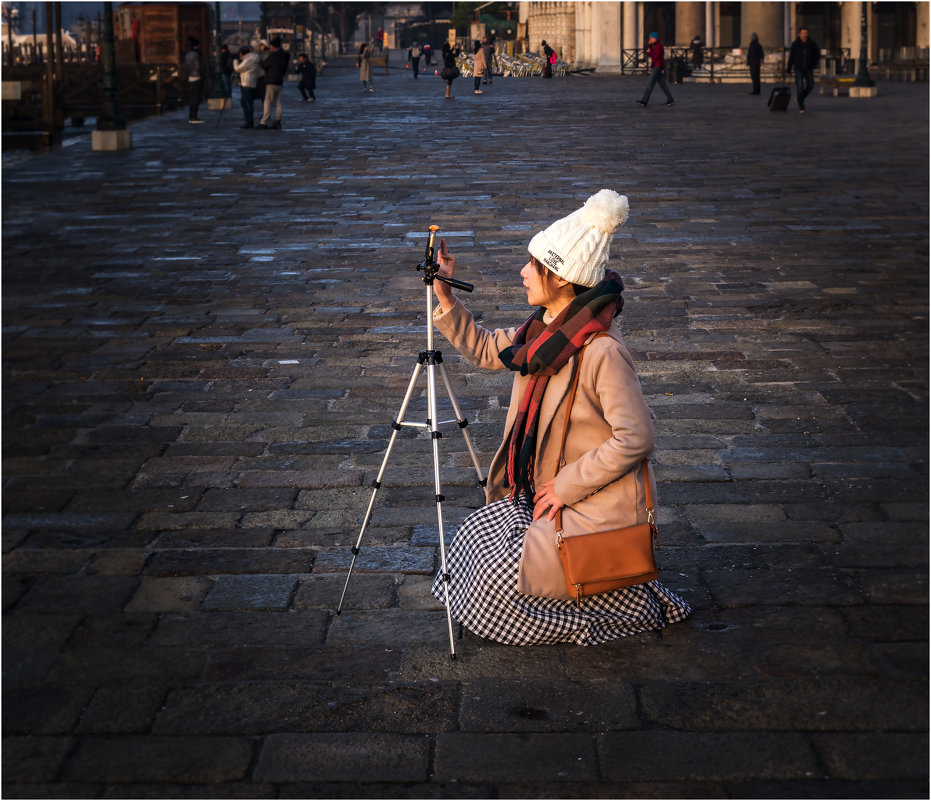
409;41;421;79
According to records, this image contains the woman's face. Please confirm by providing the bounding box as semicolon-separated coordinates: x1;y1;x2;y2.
520;259;557;308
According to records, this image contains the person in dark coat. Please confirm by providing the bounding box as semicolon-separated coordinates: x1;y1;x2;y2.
183;37;205;123
408;40;422;79
786;28;820;113
441;42;461;99
690;34;704;68
637;32;674;107
296;53;316;101
258;37;291;128
747;32;764;94
542;40;555;78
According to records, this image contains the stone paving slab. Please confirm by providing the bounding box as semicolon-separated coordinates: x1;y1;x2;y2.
2;64;928;797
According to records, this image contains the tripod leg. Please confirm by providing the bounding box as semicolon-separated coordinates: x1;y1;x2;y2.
336;360;425;616
436;361;486;488
426;356;458;659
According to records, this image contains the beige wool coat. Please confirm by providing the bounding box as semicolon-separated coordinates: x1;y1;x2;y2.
434;298;657;600
473;47;487;76
358;49;371;82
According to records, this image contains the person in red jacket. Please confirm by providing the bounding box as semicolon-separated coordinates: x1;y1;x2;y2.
637;32;674;107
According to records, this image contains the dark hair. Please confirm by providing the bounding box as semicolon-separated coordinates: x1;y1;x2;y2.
269;36;282;48
239;46;251;56
530;257;588;296
473;40;481;54
359;42;368;56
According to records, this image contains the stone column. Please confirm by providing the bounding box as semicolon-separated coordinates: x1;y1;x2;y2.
621;3;637;68
574;1;585;67
918;2;930;48
560;1;574;62
598;1;622;73
840;1;860;56
584;1;596;68
622;1;638;53
676;2;704;46
740;2;784;52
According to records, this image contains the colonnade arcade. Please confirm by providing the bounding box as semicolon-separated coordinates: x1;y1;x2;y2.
520;2;929;73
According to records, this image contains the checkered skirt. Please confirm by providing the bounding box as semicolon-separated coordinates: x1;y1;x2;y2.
431;498;691;646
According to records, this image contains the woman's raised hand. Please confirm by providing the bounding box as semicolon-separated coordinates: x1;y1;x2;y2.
437;238;455;277
433;239;456;311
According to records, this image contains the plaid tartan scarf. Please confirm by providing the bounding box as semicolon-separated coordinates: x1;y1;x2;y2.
498;271;624;504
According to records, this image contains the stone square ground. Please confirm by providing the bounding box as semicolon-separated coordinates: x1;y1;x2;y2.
2;64;928;798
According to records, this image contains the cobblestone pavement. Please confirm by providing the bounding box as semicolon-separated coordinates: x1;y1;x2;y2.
2;63;928;798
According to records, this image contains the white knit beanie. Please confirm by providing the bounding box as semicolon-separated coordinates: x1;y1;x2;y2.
527;189;629;287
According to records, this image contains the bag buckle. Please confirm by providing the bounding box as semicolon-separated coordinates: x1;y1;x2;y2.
555;530;564;549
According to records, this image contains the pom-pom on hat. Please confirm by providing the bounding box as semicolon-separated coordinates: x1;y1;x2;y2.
527;189;629;287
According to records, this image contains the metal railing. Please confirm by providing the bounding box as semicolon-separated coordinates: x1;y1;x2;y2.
620;46;855;81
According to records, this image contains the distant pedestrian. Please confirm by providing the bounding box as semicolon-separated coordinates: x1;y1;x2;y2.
747;33;764;94
233;45;260;128
637;32;674;107
786;28;820;113
472;40;486;94
296;53;316;101
441;42;461;99
254;41;268;104
258;37;291;128
183;37;206;123
690;34;704;68
542;40;555;78
219;43;234;98
482;35;494;84
423;42;433;66
358;42;374;92
409;40;421;79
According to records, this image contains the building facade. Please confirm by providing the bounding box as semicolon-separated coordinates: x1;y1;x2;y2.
520;2;929;73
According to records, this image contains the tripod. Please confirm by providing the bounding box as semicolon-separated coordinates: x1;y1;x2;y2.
336;226;486;659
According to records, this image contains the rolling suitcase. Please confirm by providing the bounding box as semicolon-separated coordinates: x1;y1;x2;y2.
768;85;791;111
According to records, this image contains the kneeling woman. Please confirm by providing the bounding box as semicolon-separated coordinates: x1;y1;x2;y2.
430;190;690;646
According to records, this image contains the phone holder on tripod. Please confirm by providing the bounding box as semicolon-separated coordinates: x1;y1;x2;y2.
335;226;486;659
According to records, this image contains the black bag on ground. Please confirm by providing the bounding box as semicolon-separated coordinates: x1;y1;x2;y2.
768;85;791;111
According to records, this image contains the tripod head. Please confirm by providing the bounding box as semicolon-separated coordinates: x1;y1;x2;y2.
417;225;474;293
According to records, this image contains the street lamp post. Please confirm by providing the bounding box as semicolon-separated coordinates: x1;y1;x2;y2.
850;0;877;97
92;1;132;150
208;1;229;109
853;0;874;86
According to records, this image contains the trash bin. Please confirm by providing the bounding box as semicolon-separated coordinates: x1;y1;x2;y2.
667;58;681;84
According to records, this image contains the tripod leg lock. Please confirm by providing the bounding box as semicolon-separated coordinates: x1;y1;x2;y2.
351;546;360;555
419;350;443;365
458;418;469;429
435;494;445;503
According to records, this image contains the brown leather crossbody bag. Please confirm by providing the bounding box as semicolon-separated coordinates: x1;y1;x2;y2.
554;335;660;607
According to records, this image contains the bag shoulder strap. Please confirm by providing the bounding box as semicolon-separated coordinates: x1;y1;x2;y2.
553;331;653;530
